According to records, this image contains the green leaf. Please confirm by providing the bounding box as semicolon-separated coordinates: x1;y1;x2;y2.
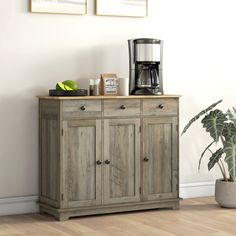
227;107;236;126
208;148;224;171
201;109;227;142
198;141;215;171
222;122;236;139
224;136;236;181
181;100;222;136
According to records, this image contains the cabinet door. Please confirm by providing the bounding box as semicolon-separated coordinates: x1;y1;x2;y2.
142;117;178;201
62;119;102;208
104;119;140;204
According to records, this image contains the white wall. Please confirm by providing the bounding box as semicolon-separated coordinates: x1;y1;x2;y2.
0;0;236;198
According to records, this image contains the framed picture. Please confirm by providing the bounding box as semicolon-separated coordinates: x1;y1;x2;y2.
30;0;87;15
96;0;148;17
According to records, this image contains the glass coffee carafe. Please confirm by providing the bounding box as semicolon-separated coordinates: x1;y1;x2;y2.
136;64;159;88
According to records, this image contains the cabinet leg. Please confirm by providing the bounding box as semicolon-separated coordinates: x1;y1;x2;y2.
56;213;70;221
39;207;46;215
172;202;180;210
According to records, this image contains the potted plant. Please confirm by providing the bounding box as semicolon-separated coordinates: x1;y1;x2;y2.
182;100;236;208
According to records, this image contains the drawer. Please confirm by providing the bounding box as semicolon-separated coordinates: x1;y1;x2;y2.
143;98;178;116
104;99;141;117
62;100;102;119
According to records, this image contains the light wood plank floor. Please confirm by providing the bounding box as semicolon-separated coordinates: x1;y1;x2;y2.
0;197;236;236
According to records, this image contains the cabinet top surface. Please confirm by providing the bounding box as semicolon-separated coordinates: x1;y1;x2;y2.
38;95;181;100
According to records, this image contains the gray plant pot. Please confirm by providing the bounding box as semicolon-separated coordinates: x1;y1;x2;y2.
215;179;236;208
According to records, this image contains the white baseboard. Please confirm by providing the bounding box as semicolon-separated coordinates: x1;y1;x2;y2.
0;182;215;216
180;181;215;199
0;196;39;216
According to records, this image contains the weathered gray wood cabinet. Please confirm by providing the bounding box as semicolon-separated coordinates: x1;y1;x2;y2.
39;95;180;221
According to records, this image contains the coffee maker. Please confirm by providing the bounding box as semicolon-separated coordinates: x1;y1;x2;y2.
128;38;164;95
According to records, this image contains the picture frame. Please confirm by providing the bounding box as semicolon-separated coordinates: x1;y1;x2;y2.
96;0;148;18
30;0;87;15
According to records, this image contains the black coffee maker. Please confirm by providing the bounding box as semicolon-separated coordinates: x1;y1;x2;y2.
128;38;164;95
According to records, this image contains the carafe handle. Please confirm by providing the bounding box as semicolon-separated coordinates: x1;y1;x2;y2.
151;68;159;87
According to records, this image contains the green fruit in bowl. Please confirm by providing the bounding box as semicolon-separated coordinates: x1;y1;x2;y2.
56;82;73;91
63;80;78;91
56;82;65;90
56;80;78;91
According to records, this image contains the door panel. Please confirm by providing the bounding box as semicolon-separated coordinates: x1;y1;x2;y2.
143;117;178;201
104;119;140;204
63;119;102;208
40;115;60;208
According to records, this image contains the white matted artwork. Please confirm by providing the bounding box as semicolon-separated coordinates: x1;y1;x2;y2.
31;0;87;15
96;0;148;17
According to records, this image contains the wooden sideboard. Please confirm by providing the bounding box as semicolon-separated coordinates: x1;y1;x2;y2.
38;95;180;221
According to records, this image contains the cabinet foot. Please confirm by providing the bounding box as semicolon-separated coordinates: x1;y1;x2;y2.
39;206;46;215
56;213;70;221
172;203;180;210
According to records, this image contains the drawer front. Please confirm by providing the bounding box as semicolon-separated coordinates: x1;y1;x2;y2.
104;99;141;117
62;100;102;119
143;98;178;116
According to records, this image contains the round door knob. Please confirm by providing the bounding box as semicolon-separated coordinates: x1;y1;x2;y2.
105;160;111;165
158;104;164;109
120;105;126;110
96;160;103;165
80;105;86;111
144;157;150;162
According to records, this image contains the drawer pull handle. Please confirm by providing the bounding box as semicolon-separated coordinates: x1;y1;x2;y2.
96;160;103;165
80;106;86;111
158;104;164;109
144;157;150;162
120;105;126;110
105;160;111;165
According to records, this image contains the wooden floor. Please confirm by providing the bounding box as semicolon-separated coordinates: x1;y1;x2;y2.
0;197;236;236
